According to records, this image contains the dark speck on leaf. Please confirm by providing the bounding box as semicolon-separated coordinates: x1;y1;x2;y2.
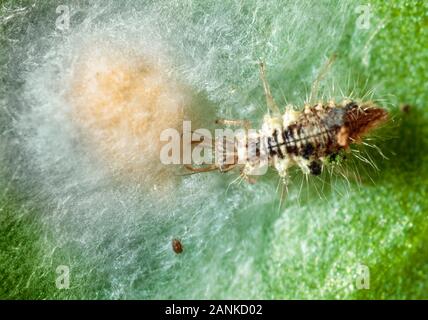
400;104;411;114
172;239;183;254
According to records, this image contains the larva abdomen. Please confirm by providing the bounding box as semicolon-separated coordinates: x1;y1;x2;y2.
263;101;388;177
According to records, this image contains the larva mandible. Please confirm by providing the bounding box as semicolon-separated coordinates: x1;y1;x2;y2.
185;58;388;184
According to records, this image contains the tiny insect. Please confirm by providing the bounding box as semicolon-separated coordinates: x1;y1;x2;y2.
172;238;183;254
185;57;388;186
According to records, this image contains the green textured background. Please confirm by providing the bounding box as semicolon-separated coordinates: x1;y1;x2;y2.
0;0;427;299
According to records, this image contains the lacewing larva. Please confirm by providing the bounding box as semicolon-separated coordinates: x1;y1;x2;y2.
185;58;388;185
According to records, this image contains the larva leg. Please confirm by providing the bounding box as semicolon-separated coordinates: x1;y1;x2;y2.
259;61;281;115
308;53;337;104
215;119;252;130
219;163;237;173
184;164;218;172
240;169;257;184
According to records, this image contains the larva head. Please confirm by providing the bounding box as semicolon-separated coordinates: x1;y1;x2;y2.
337;102;388;147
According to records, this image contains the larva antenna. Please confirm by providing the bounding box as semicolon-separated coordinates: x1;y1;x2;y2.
258;59;281;115
362;17;390;66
